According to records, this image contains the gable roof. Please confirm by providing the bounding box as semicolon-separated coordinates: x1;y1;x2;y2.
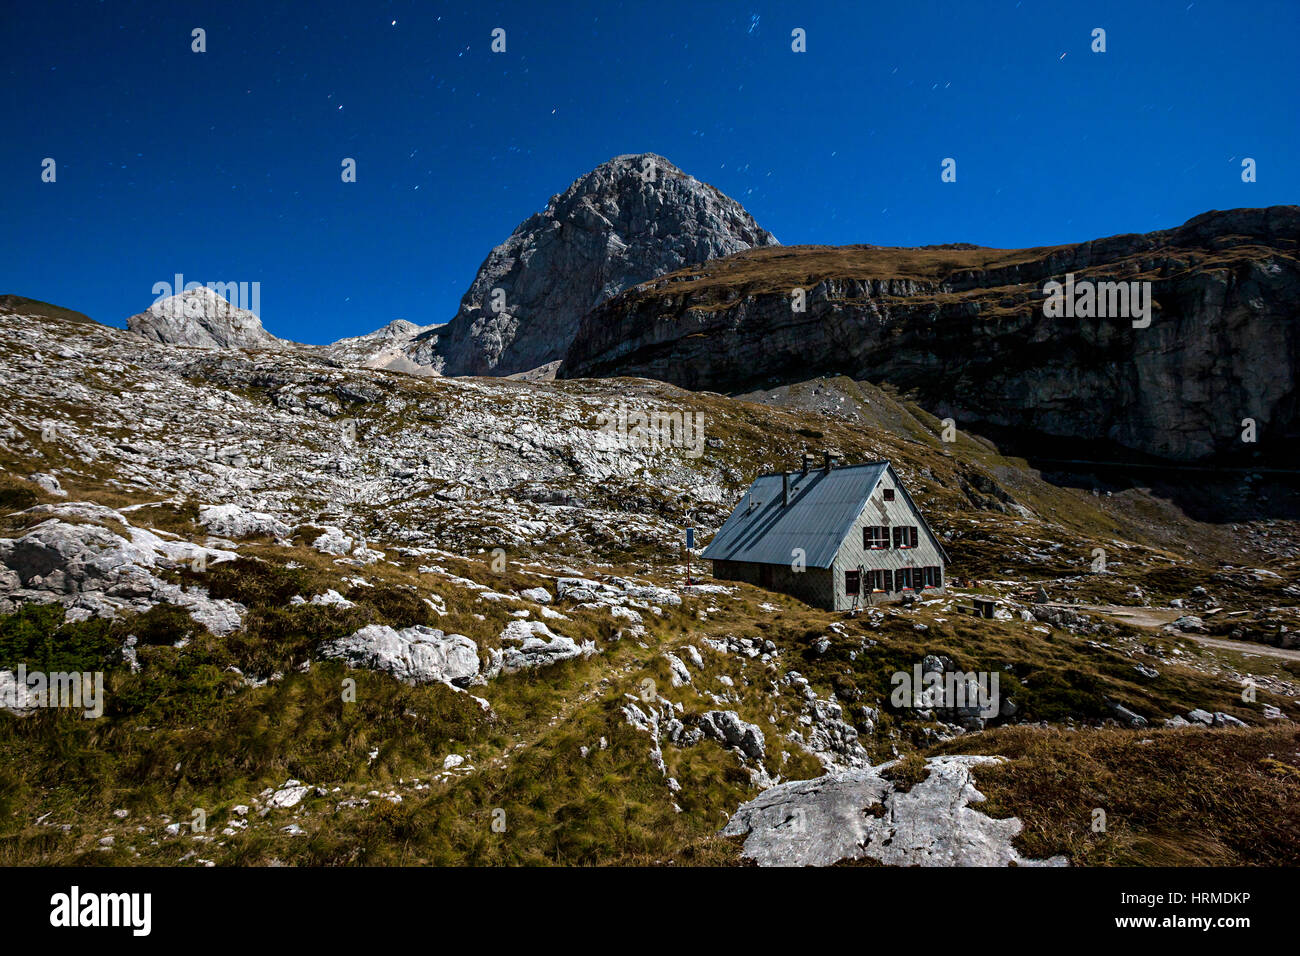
701;460;951;568
701;461;890;569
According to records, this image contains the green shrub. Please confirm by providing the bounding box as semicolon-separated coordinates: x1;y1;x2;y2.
0;603;119;672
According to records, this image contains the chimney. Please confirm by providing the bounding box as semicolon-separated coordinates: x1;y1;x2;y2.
782;472;790;507
801;453;811;475
823;451;835;472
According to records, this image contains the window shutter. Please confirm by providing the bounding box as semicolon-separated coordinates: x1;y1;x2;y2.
910;527;919;548
883;569;893;592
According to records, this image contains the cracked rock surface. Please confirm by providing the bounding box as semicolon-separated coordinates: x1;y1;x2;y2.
722;755;1069;867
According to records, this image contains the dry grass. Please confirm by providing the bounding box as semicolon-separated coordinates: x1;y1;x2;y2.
930;725;1300;865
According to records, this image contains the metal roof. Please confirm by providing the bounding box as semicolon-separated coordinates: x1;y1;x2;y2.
700;461;890;568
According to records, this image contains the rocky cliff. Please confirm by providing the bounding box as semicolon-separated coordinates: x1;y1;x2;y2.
562;206;1300;464
410;152;778;377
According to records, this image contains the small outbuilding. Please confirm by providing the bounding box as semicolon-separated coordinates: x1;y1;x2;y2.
701;455;949;610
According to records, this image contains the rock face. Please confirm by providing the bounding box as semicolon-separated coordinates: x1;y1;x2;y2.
317;624;480;687
411;153;778;377
127;286;283;349
563;205;1300;464
721;755;1069;867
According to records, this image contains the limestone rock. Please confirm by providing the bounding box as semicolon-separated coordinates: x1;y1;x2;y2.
126;286;283;349
484;619;596;675
317;624;480;687
321;319;444;372
0;503;243;634
563;205;1300;464
413;153;778;376
721;755;1070;867
199;504;291;540
698;710;765;760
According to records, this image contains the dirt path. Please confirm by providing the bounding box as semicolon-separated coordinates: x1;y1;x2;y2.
1071;603;1300;662
1179;634;1300;662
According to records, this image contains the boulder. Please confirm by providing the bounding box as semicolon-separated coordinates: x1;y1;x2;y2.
698;710;766;760
317;624;479;687
519;586;552;604
311;527;354;556
485;620;596;675
199;504;291;540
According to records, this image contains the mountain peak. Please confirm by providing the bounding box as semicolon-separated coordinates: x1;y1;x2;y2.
127;286;282;349
415;153;778;377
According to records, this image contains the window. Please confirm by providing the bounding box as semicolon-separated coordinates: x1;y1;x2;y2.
863;526;889;549
845;570;861;596
922;566;943;588
893;526;918;549
882;488;895;501
898;567;918;590
867;569;888;592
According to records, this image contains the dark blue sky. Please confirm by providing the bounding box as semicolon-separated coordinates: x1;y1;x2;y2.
2;0;1296;344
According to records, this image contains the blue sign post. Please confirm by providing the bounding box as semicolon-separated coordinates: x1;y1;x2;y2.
684;527;695;586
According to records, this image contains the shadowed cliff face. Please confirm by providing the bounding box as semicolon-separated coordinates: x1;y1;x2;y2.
563;206;1300;465
410;152;778;377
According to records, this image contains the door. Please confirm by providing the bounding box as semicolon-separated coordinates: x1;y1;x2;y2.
845;569;861;596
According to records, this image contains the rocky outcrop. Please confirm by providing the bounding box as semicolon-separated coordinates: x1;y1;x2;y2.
0;502;244;634
127;287;284;350
484;619;596;676
721;755;1069;867
410;153;778;377
697;709;766;760
198;504;291;541
317;624;480;687
563;206;1300;464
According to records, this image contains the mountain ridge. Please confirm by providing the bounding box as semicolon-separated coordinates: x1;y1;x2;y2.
562;204;1300;465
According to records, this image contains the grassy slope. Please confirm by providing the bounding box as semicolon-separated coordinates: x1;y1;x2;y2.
0;307;1297;865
